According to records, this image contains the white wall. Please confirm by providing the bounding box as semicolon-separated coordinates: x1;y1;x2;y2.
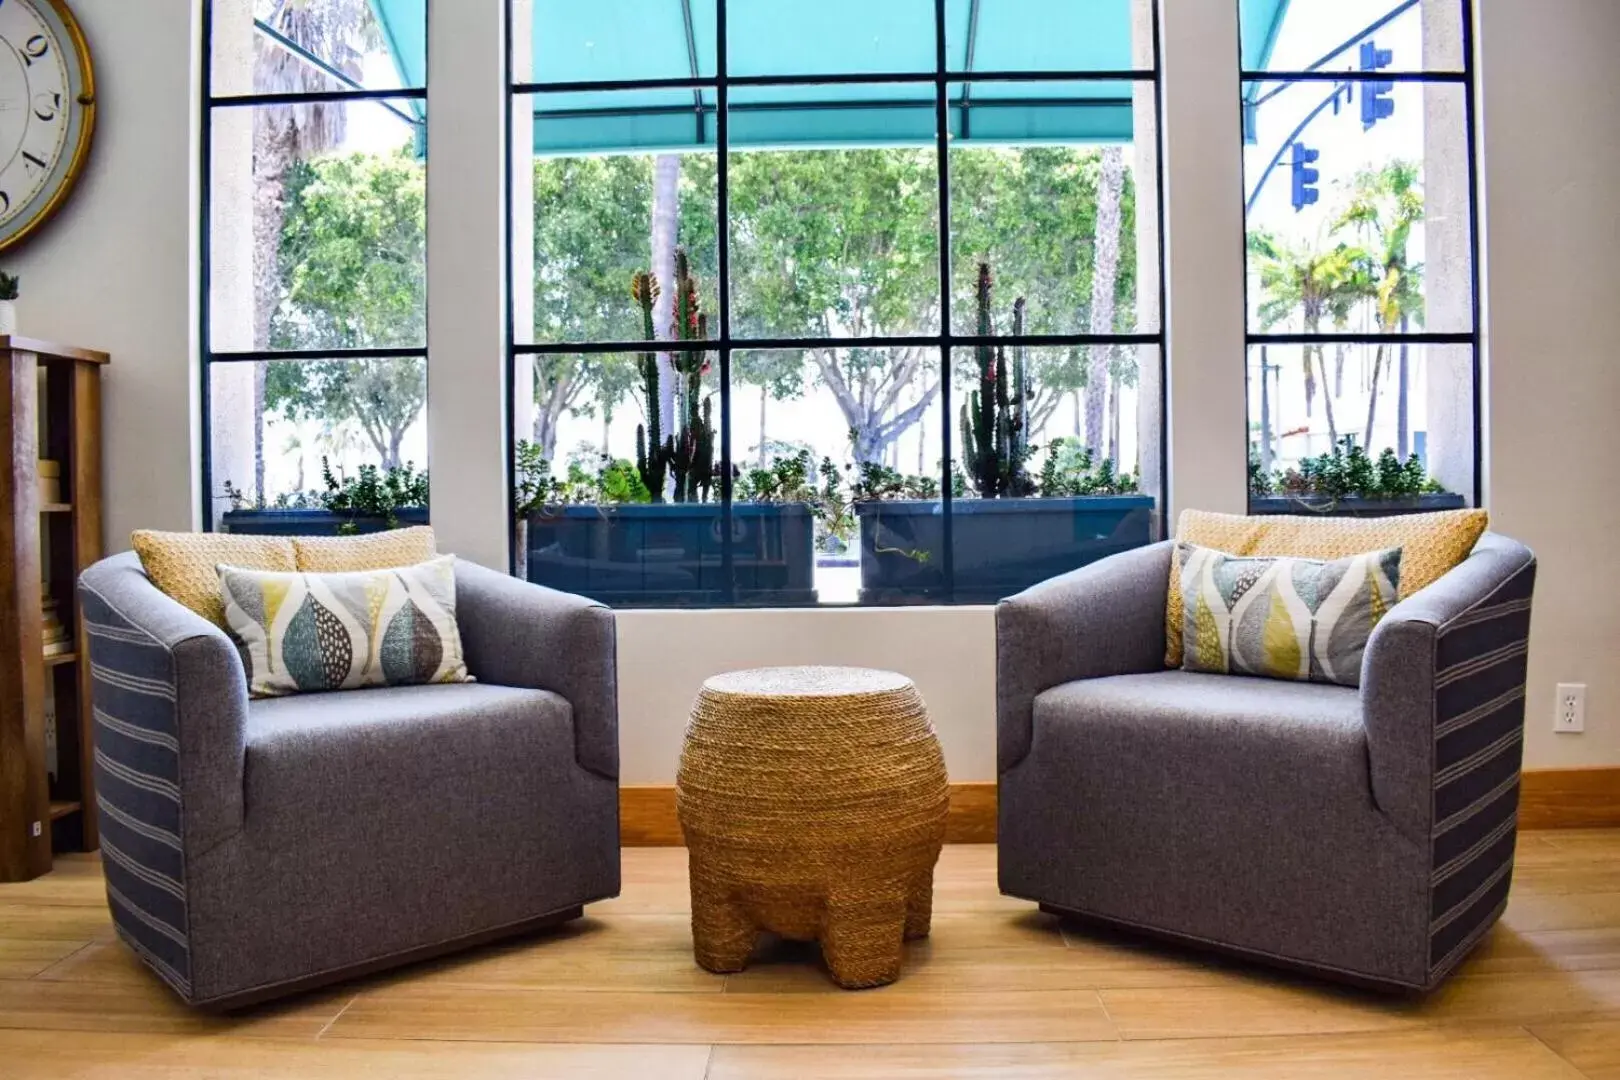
1478;0;1620;769
16;0;1620;780
7;0;199;544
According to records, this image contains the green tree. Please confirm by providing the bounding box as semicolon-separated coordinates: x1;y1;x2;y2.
728;149;941;463
266;148;426;470
1336;160;1425;453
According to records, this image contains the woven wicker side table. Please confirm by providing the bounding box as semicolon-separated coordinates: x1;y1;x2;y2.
676;666;949;989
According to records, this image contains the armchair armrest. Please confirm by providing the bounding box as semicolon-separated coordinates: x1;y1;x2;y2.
78;552;248;858
996;540;1173;773
1361;533;1536;844
454;559;618;780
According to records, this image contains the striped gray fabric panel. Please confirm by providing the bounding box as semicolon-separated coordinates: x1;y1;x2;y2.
1427;561;1535;980
81;585;193;1000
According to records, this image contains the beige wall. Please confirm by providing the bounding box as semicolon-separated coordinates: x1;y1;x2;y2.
12;0;1620;780
6;0;199;544
1478;0;1620;768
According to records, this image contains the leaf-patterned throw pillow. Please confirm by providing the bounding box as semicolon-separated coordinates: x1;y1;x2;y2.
218;555;472;698
1178;543;1402;688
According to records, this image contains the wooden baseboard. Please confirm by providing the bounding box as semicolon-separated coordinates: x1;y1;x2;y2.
621;770;1620;845
1519;768;1620;829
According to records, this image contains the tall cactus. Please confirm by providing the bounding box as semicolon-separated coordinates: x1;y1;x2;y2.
634;250;718;503
959;262;1033;497
632;270;671;501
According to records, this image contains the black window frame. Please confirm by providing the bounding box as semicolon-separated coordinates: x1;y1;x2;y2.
198;0;430;530
1237;0;1483;510
504;0;1170;606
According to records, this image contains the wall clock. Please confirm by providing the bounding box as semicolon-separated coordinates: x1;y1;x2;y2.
0;0;93;253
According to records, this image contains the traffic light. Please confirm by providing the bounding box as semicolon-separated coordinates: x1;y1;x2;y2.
1290;142;1320;212
1359;40;1395;129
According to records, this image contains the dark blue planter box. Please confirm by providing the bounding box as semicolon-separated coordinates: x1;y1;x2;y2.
522;503;817;607
220;507;430;536
854;495;1156;604
1248;492;1467;517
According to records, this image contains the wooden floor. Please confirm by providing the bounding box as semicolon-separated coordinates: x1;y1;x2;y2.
5;835;1620;1077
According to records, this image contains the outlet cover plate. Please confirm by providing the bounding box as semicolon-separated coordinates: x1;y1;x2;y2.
1556;682;1587;734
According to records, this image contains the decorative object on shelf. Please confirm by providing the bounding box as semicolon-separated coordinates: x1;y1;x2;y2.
41;597;70;657
36;457;60;503
0;2;97;253
0;337;109;882
677;666;949;989
0;272;19;335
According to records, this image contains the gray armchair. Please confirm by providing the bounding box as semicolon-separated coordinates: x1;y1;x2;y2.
996;532;1535;991
78;553;620;1009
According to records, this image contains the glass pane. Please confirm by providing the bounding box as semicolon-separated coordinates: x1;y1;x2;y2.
1242;0;1464;74
729;139;941;341
1243;79;1473;335
1245;342;1474;510
948;0;1151;74
948;343;1156;600
515;0;717;85
210;355;428;530
514;94;719;347
950;85;1159;335
731;348;943;605
208;97;426;353
513;346;725;606
728;0;935;78
210;0;421;97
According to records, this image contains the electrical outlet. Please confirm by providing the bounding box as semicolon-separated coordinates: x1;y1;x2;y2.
1556;683;1586;734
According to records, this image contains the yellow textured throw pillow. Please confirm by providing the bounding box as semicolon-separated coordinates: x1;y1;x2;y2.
131;531;296;630
1163;508;1489;667
293;526;437;572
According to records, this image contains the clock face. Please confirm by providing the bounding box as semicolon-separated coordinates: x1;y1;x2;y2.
0;0;91;252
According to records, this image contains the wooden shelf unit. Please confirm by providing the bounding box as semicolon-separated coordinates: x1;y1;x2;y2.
0;336;108;882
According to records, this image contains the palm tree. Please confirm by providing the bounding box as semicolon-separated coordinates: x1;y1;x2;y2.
1247;229;1371;450
1336;161;1425;451
252;0;380;500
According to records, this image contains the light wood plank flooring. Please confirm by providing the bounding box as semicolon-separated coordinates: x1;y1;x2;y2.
5;833;1620;1077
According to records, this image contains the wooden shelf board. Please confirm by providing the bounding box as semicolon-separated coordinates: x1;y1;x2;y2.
43;651;77;667
48;801;81;821
0;336;109;364
39;502;71;513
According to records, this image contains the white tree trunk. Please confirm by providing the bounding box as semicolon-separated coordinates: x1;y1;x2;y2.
1084;147;1126;453
651;155;680;438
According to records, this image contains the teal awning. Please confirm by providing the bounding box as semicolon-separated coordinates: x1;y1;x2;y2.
370;0;1290;154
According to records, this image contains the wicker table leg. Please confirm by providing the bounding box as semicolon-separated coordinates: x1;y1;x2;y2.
821;885;910;989
904;866;936;941
690;872;757;974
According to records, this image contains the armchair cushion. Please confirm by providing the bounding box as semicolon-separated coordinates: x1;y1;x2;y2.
293;526;437;572
220;556;471;697
131;530;296;629
1177;543;1402;687
1165;507;1489;667
242;682;571;850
